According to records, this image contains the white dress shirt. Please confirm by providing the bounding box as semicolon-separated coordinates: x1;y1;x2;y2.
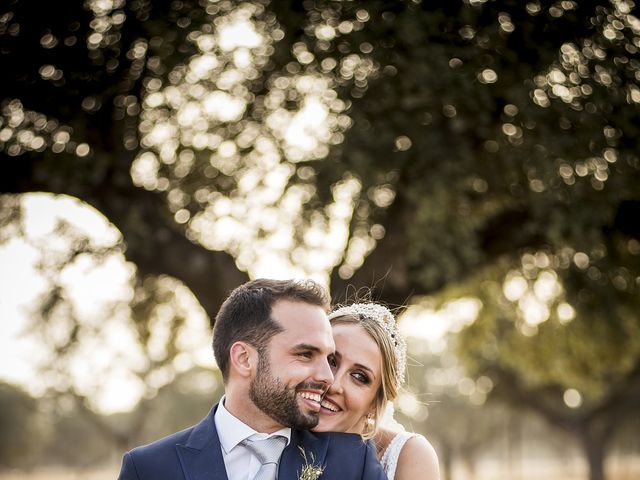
214;397;292;480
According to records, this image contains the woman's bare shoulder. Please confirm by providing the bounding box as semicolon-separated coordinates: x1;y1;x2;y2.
395;433;440;480
374;427;400;458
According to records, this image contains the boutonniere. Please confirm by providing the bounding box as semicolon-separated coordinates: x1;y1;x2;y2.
297;446;325;480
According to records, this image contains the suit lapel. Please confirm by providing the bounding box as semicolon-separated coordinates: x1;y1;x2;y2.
176;405;229;480
174;407;332;480
278;430;329;479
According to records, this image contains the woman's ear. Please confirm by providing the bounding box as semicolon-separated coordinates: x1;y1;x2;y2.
229;341;257;378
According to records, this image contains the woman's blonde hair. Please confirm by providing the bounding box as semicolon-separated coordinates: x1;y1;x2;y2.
328;303;406;439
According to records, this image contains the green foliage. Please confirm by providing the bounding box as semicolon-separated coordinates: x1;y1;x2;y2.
452;248;640;405
40;401;115;467
131;367;224;445
309;0;640;297
2;0;638;293
0;383;48;468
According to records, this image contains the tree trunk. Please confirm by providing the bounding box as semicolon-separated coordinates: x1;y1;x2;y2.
461;450;476;480
580;434;606;480
507;412;522;480
439;443;453;480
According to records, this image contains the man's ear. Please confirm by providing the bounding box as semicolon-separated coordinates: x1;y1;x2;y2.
229;341;257;378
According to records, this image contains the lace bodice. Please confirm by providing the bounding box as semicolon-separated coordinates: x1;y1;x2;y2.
379;431;420;480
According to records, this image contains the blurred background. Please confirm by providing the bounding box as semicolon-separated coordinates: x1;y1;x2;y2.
1;0;639;479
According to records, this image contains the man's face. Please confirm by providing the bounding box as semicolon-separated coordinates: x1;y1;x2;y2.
249;299;335;429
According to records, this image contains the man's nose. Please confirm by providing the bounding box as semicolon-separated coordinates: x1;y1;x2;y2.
315;357;334;386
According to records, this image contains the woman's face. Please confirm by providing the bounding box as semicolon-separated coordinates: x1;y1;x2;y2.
314;323;382;434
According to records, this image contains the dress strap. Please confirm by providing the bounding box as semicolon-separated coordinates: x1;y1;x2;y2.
379;431;420;480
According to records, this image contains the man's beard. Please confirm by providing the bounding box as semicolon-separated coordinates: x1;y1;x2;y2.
249;353;324;430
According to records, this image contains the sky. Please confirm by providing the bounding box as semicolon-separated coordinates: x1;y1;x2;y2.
0;194;142;412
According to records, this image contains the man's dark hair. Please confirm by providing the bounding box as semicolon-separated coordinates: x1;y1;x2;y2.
213;278;331;381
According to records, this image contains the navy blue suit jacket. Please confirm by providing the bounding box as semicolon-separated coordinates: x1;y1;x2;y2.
118;405;387;480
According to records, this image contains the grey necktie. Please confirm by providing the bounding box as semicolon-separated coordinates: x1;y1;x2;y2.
242;435;288;480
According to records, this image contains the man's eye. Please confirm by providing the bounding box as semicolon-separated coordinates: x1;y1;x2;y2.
298;351;313;358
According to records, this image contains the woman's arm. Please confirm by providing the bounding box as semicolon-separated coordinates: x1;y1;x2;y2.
394;435;440;480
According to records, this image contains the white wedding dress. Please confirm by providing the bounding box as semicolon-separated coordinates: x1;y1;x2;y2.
379;431;420;480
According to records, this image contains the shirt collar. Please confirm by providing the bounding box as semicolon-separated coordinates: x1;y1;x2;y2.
215;396;292;454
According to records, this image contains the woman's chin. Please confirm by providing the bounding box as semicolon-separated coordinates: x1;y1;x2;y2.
313;415;337;433
311;421;327;432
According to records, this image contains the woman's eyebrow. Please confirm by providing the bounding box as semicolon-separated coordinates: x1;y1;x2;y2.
353;362;376;379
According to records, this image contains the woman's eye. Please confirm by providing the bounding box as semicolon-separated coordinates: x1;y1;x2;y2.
352;371;370;384
328;355;338;369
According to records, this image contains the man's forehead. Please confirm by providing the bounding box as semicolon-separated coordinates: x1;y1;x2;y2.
270;300;333;345
271;299;329;321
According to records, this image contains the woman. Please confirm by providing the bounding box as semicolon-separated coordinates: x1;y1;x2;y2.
314;303;440;480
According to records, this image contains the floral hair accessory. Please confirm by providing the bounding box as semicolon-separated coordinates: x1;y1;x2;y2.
328;303;407;388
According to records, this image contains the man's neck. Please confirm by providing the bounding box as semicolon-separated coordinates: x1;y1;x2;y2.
223;389;287;434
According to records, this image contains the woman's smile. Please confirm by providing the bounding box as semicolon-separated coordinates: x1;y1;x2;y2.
315;323;382;434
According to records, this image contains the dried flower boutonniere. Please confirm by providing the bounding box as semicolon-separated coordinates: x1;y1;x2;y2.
297;446;325;480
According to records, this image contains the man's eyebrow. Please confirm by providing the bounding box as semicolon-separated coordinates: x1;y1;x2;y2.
291;343;322;352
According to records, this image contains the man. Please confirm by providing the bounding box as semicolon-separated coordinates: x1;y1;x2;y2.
118;278;386;480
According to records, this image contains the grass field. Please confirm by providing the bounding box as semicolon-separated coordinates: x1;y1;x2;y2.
0;456;640;480
1;459;638;480
0;468;115;480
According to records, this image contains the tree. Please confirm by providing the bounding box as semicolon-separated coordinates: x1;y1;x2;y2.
394;343;504;480
450;248;640;480
0;193;218;449
39;396;116;468
0;0;249;321
3;0;638;301
129;366;224;445
2;0;639;474
0;382;48;469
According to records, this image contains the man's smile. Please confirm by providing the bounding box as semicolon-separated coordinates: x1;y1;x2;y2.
298;390;324;411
